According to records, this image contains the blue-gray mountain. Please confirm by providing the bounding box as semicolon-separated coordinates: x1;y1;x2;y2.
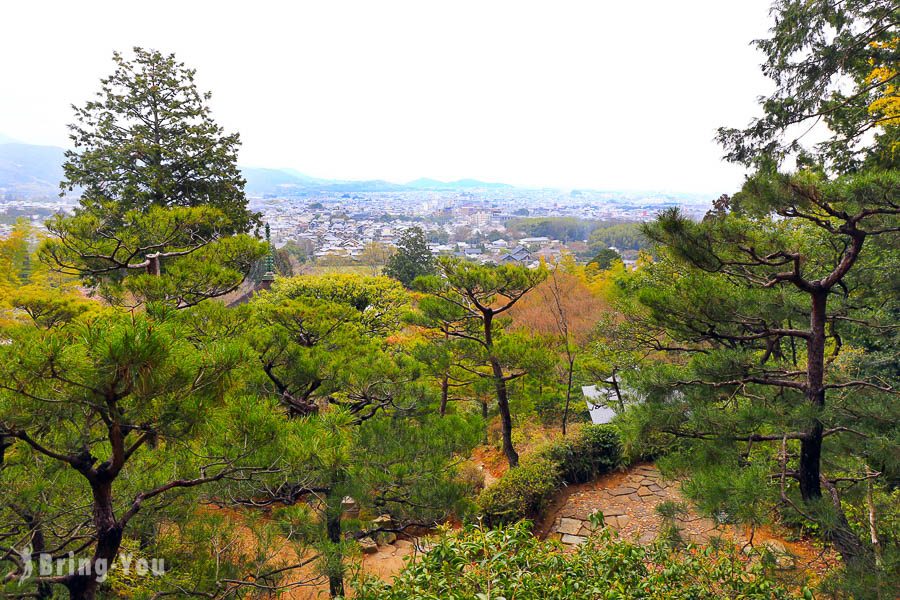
0;140;517;199
0;143;67;199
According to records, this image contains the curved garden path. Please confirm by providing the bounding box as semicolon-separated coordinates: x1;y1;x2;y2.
537;463;838;578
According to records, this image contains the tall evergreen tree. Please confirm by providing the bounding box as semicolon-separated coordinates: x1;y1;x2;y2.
42;48;265;307
63;47;258;232
384;226;436;287
616;0;900;583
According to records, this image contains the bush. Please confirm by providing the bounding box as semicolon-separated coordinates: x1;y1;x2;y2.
354;522;809;600
541;424;622;484
477;426;622;526
455;461;487;494
477;458;561;527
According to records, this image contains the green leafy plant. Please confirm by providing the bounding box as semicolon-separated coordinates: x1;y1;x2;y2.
354;522;809;599
477;458;561;527
539;424;622;484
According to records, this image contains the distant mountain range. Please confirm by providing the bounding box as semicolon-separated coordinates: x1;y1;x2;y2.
0;139;520;200
0;142;67;198
240;168;514;196
0;138;710;203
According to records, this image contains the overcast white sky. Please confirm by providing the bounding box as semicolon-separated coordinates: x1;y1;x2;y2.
0;1;774;194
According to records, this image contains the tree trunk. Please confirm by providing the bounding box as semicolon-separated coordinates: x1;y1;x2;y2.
798;422;823;500
326;510;344;598
799;291;827;500
20;512;52;600
65;480;123;600
821;478;876;568
610;368;624;412
866;466;883;567
483;311;519;468
561;356;574;436
146;254;161;276
801;291;874;567
439;374;449;416
490;356;518;468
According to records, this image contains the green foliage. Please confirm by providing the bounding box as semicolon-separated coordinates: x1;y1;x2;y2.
539;424;622;484
63;47;259;233
507;216;598;241
586;222;648;253
717;0;900;170
39;48;266;308
477;457;561;527
355;522;807;599
3;284;96;328
587;247;621;270
41;205;265;308
264;272;408;334
534;393;569;425
415;258;549;467
478;426;622;526
0;304;291;598
383;226;436;287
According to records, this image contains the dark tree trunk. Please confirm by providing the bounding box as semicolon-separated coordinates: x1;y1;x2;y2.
20;512;52;600
483;311;519;468
800;290;874;567
326;510;344;598
610;368;624;412
799;291;827;500
798;422;823;500
64;480;123;600
439;374;449;416
490;356;518;468
822;478;877;568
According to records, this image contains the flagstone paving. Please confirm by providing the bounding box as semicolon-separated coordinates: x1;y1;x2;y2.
543;463;726;546
539;463;839;577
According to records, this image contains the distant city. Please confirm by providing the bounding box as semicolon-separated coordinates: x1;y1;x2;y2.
0;136;715;265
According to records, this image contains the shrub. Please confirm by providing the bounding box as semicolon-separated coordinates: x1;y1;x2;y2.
477;426;622;526
354;522;809;600
477;458;561;527
455;461;487;494
541;424;622;484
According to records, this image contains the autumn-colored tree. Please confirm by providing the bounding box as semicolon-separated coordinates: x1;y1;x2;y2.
358;241;395;276
509;261;608;434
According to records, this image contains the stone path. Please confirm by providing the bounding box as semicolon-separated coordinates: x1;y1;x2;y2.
541;463;839;577
545;463;726;546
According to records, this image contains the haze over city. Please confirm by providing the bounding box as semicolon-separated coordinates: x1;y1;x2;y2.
1;0;773;194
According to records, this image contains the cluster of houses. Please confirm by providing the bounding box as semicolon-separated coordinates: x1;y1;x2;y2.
270;211;573;268
428;236;566;267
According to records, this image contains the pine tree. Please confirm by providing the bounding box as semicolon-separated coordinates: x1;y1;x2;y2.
41;48;265;307
617;0;900;578
417;258;549;467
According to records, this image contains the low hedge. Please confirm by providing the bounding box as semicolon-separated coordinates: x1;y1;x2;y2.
540;424;622;484
477;457;561;527
478;425;622;526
